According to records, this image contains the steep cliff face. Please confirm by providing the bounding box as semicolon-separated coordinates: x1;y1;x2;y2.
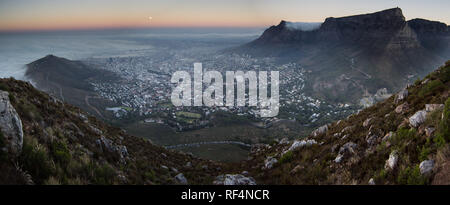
0;91;23;155
318;8;408;45
408;18;450;51
236;8;450;103
248;8;419;49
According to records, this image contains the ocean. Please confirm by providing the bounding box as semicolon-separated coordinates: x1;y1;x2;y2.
0;27;263;79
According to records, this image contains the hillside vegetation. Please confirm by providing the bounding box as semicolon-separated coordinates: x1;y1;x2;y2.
0;79;225;185
241;61;450;185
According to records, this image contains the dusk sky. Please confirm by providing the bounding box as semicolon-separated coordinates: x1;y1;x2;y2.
0;0;449;31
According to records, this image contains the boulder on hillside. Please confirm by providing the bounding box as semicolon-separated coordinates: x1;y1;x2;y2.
366;133;379;146
174;173;188;185
394;89;408;104
0;91;23;155
285;139;317;153
425;104;444;112
385;150;399;171
334;142;357;163
419;160;435;175
368;178;375;185
425;127;436;137
363;118;372;127
395;102;409;113
382;131;394;142
312;124;328;137
264;156;278;169
278;138;289;145
341;125;355;133
409;110;427;127
213;174;256;185
96;135;129;164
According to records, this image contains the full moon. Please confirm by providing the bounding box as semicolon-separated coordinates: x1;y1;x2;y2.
148;16;153;21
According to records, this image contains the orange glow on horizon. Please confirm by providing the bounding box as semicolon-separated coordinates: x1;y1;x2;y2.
0;17;277;32
1;0;449;32
0;7;281;32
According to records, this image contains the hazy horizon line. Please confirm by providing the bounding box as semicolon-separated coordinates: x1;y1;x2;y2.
0;25;271;34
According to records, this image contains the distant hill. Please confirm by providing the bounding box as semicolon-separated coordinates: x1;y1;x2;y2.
25;55;122;119
26;55;120;91
233;8;450;103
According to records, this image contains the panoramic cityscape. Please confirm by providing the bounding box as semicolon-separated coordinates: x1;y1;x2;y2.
0;0;449;203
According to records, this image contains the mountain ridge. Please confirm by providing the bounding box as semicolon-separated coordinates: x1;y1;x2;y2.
233;8;450;103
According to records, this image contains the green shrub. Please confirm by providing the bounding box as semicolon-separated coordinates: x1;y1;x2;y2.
0;130;7;161
373;169;387;184
50;140;71;166
8;93;15;103
418;145;431;161
0;129;4;148
435;97;450;147
0;83;8;91
434;135;446;148
20;139;54;184
93;164;116;184
397;165;427;185
16;100;42;121
279;151;294;164
418;79;445;98
440;63;450;82
144;170;156;181
392;127;418;146
414;78;422;86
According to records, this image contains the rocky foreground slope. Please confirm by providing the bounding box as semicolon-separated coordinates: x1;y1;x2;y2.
0;61;449;185
239;61;450;185
0;79;230;184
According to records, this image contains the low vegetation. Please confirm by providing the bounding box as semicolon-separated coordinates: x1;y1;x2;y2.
243;61;450;185
0;78;228;185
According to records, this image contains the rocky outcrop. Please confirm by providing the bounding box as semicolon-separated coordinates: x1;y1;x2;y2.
409;110;427;127
334;142;357;163
385;151;399;171
366;132;379;146
213;174;256;185
174;173;188;185
285;139;317;153
363;118;372;127
419;160;435;175
96;136;129;163
395;89;409;104
425;104;444;112
395;102;409;113
264;157;278;169
0;91;23;155
241;62;449;185
382;132;394;142
409;104;444;127
425;127;436;137
368;178;375;185
312;125;328;137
